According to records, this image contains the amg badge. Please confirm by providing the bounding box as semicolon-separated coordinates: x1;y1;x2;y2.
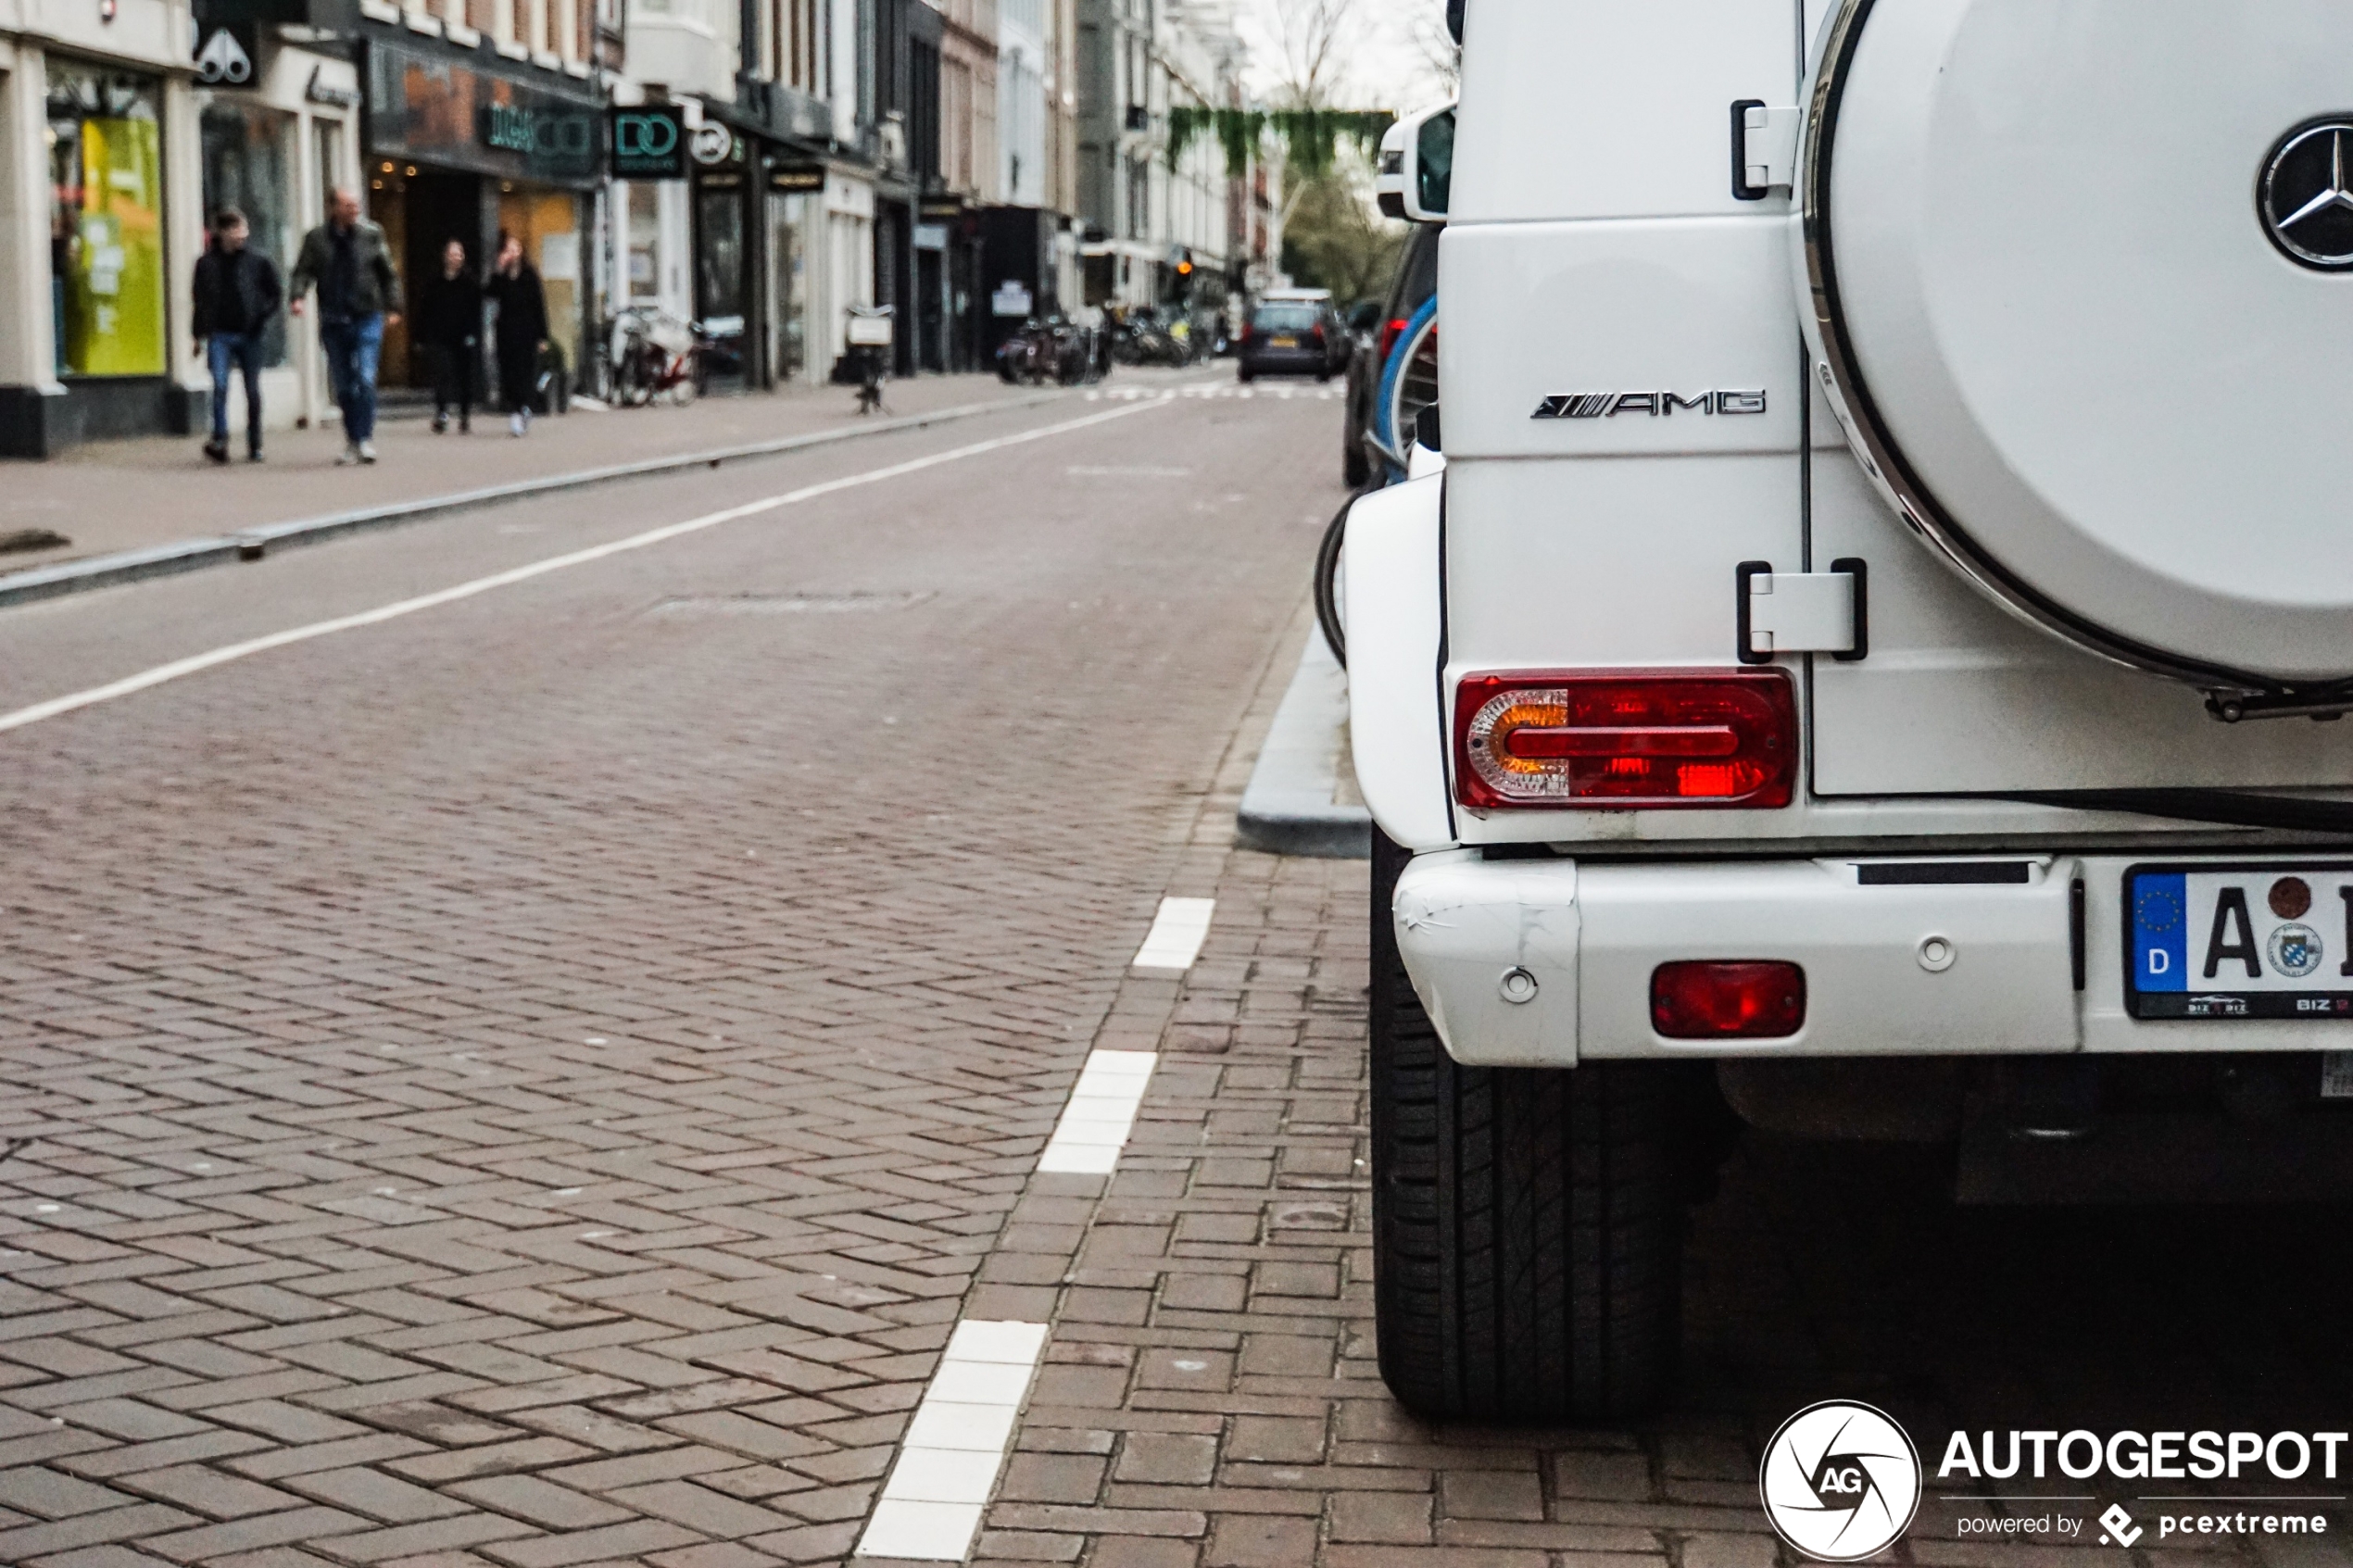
1531;390;1767;419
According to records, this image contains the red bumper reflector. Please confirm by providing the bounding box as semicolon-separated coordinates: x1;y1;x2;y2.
1454;670;1796;809
1650;960;1806;1039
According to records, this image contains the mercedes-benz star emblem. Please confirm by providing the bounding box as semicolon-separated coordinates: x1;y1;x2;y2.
2261;119;2353;270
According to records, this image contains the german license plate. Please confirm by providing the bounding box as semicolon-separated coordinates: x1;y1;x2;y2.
1270;335;1298;348
2126;863;2353;1019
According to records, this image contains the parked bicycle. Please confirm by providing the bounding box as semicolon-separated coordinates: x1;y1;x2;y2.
609;307;716;407
994;315;1104;386
845;305;894;414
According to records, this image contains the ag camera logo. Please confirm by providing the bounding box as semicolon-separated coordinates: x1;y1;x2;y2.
1760;1401;1922;1562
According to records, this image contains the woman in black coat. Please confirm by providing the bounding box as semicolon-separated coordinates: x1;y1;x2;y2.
415;238;480;433
484;232;549;436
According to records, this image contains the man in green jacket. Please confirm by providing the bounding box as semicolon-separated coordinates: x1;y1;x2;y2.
289;187;403;464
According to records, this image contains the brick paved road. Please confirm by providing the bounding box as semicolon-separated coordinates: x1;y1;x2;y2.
6;378;2352;1568
0;388;1341;1568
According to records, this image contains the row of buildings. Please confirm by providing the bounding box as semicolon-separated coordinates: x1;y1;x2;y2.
0;0;1277;455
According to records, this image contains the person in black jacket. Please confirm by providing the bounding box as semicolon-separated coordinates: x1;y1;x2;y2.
415;238;481;433
483;232;549;437
190;207;284;463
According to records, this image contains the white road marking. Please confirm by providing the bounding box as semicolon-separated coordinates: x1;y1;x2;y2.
1084;385;1338;402
1036;1048;1158;1175
1132;895;1215;972
0;401;1161;738
857;1319;1050;1561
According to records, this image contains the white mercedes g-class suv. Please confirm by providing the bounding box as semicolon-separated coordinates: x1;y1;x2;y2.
1348;0;2353;1422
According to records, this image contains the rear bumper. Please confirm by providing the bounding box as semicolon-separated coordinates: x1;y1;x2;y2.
1239;349;1330;375
1392;850;2353;1067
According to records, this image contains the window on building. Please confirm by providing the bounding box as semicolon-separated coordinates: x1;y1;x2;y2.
46;62;166;378
627;182;662;302
314;117;346;215
199;97;294;368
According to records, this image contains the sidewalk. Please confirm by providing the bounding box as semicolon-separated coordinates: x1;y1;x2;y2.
0;372;1054;575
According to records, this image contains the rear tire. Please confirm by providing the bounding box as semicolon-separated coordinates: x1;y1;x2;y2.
1369;827;1688;1423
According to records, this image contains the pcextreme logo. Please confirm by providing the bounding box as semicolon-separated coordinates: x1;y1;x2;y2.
1759;1401;1923;1562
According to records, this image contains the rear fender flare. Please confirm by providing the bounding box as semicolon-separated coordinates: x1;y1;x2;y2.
1345;472;1455;850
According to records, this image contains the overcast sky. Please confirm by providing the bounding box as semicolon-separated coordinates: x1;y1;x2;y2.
1232;0;1457;113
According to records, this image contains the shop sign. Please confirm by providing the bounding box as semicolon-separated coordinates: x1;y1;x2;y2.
305;64;361;109
610;106;687;180
768;161;824;193
688;123;736;167
368;40;600;185
194;23;256;84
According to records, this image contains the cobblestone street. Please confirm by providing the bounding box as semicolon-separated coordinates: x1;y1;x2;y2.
4;384;2353;1568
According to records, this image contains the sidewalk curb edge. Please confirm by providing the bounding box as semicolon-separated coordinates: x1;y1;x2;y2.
1235;627;1371;859
0;389;1066;612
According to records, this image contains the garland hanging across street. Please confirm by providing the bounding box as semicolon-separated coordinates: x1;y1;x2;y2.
1165;106;1395;176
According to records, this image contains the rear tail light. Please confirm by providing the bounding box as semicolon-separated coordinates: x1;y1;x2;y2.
1310;324;1326;345
1651;960;1806;1038
1377;317;1409;360
1453;670;1795;809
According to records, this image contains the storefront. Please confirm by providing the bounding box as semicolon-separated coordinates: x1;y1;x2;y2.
361;38;601;400
689;129;749;387
193;25;363;433
765;159;824;384
0;33;208;456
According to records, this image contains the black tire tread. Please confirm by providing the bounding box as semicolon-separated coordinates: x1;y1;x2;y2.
1368;828;1683;1422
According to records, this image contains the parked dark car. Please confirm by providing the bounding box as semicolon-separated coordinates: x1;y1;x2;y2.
1343;223;1441;486
1237;291;1349;382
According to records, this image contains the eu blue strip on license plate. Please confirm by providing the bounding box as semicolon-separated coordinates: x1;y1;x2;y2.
2125;863;2353;1019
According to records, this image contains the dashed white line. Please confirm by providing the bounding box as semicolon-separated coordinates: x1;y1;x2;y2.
1037;1048;1158;1175
857;1319;1050;1561
1132;895;1215;972
0;401;1161;737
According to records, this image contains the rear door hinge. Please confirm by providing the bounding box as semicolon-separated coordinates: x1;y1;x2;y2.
1737;558;1869;661
1731;101;1801;200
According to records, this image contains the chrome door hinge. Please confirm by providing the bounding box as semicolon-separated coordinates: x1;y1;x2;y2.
1736;558;1869;661
1730;101;1801;200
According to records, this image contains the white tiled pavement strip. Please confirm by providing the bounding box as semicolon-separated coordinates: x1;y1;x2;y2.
1035;1048;1158;1175
1131;895;1215;972
855;1320;1051;1560
861;897;1210;1553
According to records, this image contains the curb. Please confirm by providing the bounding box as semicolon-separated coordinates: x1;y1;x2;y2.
1235;628;1371;859
0;389;1067;612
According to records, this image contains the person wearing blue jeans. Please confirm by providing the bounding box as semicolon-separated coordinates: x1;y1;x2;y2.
190;207;282;463
290;187;402;464
317;313;384;456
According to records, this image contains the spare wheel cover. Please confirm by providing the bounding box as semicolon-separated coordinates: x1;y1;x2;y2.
1803;0;2353;689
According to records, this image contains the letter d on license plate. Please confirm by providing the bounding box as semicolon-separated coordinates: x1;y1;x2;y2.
2126;863;2353;1019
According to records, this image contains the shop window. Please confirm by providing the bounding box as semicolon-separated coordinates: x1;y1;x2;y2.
46;62;167;378
697;186;745;320
199;98;295;368
627;182;661;303
315;119;346;215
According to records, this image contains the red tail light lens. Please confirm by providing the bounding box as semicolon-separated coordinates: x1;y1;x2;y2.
1453;670;1795;809
1651;960;1806;1038
1377;317;1409;360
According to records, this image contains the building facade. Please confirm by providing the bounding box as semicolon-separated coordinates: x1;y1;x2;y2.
1072;0;1235;317
0;0;217;454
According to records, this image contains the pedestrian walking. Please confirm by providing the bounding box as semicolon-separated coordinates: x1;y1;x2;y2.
289;187;402;465
416;238;481;434
190;207;283;464
484;232;548;438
